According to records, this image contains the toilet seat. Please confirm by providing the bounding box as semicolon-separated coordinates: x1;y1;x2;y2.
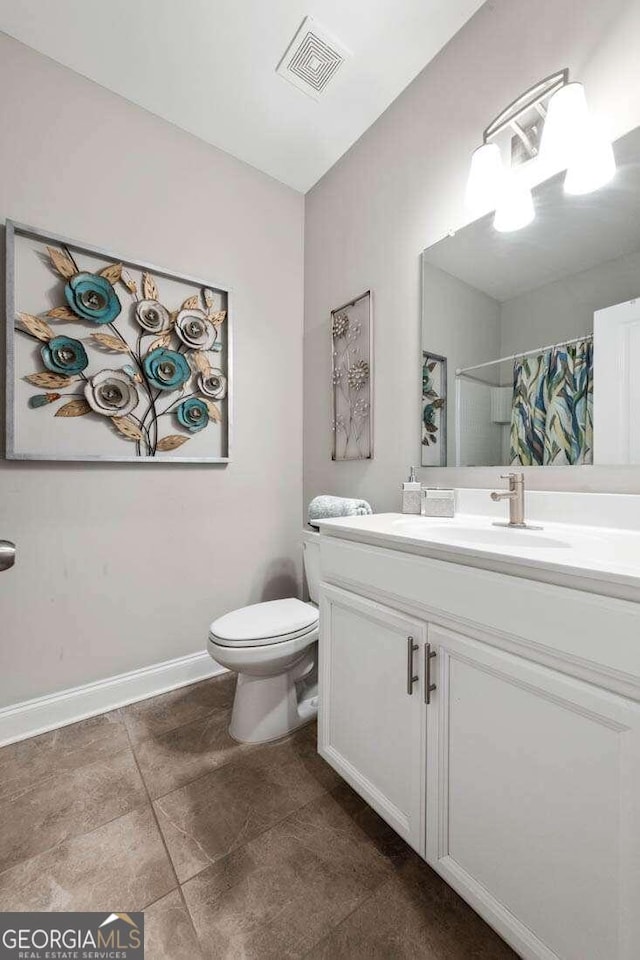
209;598;318;648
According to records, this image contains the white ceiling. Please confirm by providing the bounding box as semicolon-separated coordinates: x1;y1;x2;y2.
0;0;486;192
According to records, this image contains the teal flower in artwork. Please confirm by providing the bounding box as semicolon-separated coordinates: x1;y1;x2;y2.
143;347;190;391
41;336;89;375
64;272;121;324
177;397;209;433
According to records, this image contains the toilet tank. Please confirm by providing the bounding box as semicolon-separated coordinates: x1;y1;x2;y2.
302;529;321;604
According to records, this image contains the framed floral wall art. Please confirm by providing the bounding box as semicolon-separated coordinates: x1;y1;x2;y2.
5;221;231;462
421;350;447;466
330;290;373;461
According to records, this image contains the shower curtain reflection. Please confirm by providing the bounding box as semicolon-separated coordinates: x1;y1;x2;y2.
510;338;593;465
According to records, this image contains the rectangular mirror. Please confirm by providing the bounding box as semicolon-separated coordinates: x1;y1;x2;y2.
421;125;640;468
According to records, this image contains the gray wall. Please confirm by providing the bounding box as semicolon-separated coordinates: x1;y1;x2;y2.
0;35;304;707
304;0;640;511
421;262;500;464
499;248;640;355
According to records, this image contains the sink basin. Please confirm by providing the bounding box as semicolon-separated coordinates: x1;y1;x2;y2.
391;519;571;550
317;512;640;603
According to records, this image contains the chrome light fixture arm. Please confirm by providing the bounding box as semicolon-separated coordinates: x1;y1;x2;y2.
482;68;569;149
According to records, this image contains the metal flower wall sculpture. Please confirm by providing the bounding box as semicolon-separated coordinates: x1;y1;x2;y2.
331;302;372;460
16;244;227;457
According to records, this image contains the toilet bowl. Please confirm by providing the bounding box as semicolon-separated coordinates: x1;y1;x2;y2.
207;530;320;743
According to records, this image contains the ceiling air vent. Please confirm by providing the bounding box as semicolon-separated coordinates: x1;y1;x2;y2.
276;16;350;100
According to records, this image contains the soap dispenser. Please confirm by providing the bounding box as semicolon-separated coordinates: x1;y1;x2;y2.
401;467;421;515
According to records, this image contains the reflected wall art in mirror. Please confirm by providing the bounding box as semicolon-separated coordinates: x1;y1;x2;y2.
420;125;640;468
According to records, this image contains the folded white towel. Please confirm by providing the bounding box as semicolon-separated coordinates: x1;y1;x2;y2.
308;495;373;528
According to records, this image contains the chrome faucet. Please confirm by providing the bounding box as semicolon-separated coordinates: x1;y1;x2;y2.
490;473;540;529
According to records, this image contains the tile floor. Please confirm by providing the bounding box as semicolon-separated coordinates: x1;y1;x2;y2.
0;672;518;959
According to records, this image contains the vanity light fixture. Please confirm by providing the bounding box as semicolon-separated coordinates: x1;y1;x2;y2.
465;142;503;216
465;69;616;232
493;170;535;233
541;82;616;195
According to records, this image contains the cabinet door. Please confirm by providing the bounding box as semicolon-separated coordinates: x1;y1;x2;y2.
426;624;640;960
319;584;427;853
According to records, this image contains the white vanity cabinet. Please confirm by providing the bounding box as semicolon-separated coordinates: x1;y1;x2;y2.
319;585;427;852
318;532;640;960
425;623;640;960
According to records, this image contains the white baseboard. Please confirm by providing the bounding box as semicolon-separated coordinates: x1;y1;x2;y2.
0;652;227;747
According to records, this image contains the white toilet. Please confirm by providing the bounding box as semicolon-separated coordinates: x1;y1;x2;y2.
207;529;320;743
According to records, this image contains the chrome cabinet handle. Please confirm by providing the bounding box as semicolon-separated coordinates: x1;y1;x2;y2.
406;636;419;695
424;642;437;704
0;541;15;573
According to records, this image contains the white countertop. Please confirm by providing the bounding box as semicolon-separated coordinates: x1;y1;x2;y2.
317;512;640;603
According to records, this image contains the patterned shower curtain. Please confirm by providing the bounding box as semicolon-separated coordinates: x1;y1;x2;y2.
509;338;593;466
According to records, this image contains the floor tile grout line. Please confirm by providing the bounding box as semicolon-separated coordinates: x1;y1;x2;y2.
0;714;138;802
122;674;234;753
0;743;151;881
176;883;207;958
176;778;367;894
0;739;138;806
150;724;342;888
0;683;517;958
140;886;180;912
42;680;251;924
0;754;330;938
175;783;333;889
0;676;232;813
0;802;149;882
123;719;181;891
0;674;231;803
165;725;379;883
3;675;365;955
141;722;313;804
123;709;207;953
174;782;406;958
299;869;399;959
139;745;255;804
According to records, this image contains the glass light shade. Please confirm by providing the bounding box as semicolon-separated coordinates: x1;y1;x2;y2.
539;82;590;165
564;124;616;195
465;142;504;214
493;175;535;233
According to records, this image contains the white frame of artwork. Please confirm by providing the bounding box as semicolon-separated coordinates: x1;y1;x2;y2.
5;220;232;463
